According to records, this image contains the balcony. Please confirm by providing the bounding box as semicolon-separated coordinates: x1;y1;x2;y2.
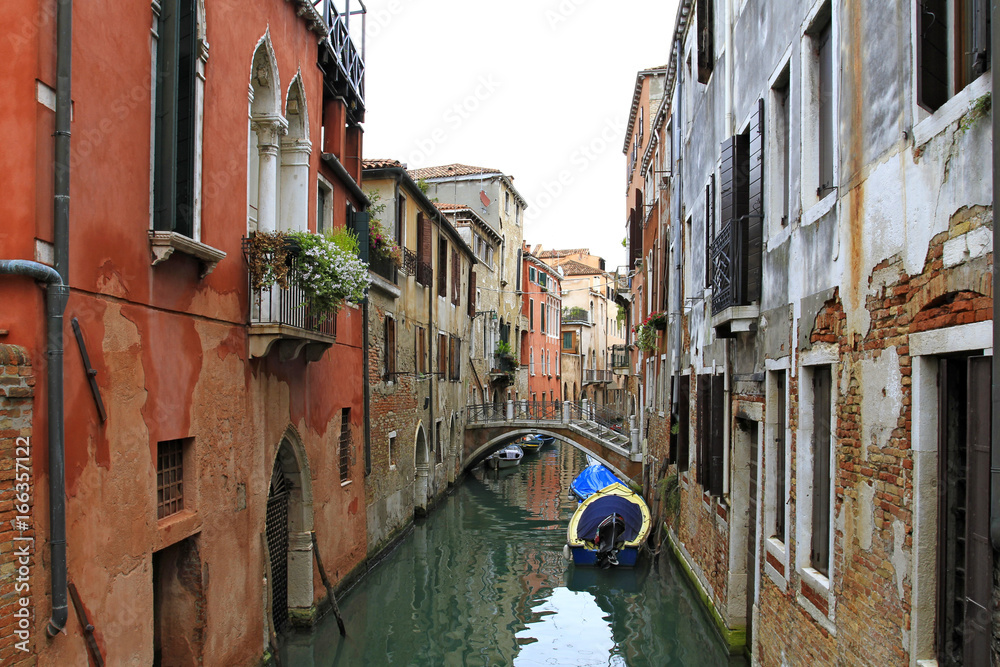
416;261;433;287
710;215;761;337
562;307;590;325
368;253;399;296
489;354;517;385
314;1;366;115
583;369;614;385
243;239;337;362
400;246;417;277
611;344;630;375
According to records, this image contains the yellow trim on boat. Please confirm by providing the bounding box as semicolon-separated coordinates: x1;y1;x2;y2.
566;482;651;548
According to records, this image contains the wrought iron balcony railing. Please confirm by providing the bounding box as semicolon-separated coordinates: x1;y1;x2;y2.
400;247;417;277
711;215;753;314
369;253;398;285
313;0;366;106
583;369;614;384
243;237;337;360
416;261;433;287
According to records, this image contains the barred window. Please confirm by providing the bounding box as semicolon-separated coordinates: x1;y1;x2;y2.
339;408;352;483
157;439;184;519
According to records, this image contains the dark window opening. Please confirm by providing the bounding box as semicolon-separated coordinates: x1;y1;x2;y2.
696;0;715;83
154;0;197;237
918;0;991;112
774;371;787;542
438;237;448;297
339;408;352;482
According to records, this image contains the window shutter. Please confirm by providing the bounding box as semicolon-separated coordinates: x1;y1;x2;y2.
697;375;709;486
677;376;690;472
709;374;725;497
917;0;949;112
468;269;476;317
719;137;737;229
810;367;832;574
696;0;714;83
451;249;460;305
964;355;992;664
746;98;765;303
353;210;370;263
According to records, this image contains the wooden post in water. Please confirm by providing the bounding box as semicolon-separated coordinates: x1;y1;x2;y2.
311;531;347;636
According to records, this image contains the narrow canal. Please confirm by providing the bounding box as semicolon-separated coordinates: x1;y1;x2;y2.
282;442;745;666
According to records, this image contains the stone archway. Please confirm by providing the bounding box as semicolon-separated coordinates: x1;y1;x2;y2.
265;429;314;634
414;424;430;515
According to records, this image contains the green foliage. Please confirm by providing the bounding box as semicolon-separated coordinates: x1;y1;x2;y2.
563;306;588;321
365;189;402;263
288;230;371;314
616;304;626;326
325;225;359;255
495;339;513;358
634;323;656;352
958;93;992;133
657;473;680;520
621;237;627;248
417;179;430;195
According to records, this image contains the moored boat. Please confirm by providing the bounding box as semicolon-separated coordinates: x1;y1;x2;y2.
485;444;524;469
514;433;543;454
565;482;651;568
569;463;621;503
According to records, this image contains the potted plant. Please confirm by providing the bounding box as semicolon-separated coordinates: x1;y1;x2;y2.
245;228;371;316
633;322;656;353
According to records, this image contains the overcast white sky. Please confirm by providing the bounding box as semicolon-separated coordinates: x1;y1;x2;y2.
359;0;679;271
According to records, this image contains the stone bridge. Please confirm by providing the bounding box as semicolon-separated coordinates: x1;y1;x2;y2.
463;401;643;482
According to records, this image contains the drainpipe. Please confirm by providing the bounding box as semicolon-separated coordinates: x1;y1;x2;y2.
671;37;684;415
363;296;372;476
990;0;999;551
0;261;69;637
724;0;734;136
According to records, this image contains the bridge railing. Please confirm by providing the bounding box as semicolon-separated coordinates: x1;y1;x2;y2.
512;400;562;422
566;402;628;445
466;403;507;424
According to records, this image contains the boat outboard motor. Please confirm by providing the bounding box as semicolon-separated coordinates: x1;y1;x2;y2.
594;514;626;568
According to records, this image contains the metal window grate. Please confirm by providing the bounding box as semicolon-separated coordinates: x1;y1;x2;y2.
157;440;184;520
339;409;352;482
265;464;290;634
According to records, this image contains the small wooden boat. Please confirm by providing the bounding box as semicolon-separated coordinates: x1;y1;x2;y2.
566;482;651;568
486;445;523;469
569;463;621;503
515;434;543;453
537;434;556;447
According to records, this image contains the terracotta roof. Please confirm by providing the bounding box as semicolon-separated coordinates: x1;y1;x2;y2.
559;260;603;276
434;203;468;211
538;248;589;259
362;158;404;169
408;163;502;180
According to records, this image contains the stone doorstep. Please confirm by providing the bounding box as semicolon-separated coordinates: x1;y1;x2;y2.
665;527;747;656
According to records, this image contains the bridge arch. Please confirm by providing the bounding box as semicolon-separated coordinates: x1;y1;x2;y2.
466;428;634;483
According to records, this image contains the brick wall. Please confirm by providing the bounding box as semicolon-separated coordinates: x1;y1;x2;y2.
0;346;36;666
753;205;993;665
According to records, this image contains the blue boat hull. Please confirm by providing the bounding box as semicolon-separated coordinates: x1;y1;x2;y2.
570;546;641;568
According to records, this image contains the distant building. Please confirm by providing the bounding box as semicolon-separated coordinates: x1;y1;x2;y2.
411;164;528;404
362;160;477;552
520;248;562;405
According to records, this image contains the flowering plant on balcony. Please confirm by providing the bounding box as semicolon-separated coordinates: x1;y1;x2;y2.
367;190;403;264
633;322;657;353
245;228;370;315
292;228;370;313
643;311;668;330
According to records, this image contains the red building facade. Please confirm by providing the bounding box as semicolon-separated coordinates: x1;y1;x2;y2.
1;1;370;664
521;249;562;404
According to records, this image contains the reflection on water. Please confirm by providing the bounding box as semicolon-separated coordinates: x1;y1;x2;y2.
281;443;744;667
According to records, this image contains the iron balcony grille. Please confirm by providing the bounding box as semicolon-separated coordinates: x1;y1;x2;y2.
711;216;748;314
369;253;398;284
584;369;614;384
416;261;433;287
313;0;365;105
400;246;417;276
243;237;337;338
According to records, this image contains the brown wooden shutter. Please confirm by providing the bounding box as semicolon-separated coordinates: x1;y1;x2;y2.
451;249;460;305
746;98;765;303
384;317;396;380
964;355;992;664
468;269;476;317
697;375;709;485
696;0;714;83
917;0;949;112
438;239;448;297
810;366;832;574
709;374;725;497
677;375;690;472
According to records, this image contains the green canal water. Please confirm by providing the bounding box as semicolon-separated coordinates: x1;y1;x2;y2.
281;443;745;666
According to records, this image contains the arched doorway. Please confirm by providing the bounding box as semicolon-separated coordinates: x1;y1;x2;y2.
264;433;313;635
414;425;430;514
